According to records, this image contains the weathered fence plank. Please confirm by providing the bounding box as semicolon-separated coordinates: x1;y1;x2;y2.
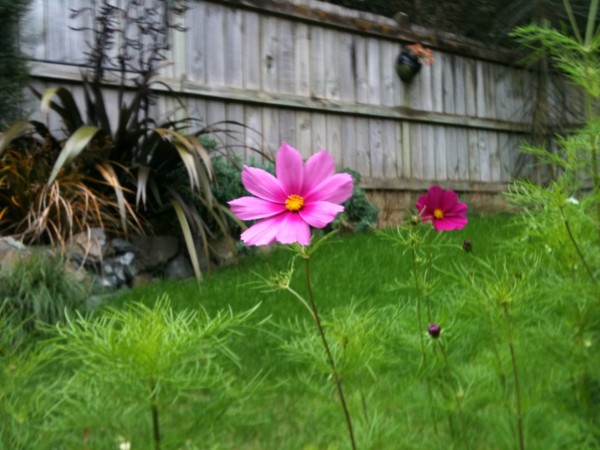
434;126;448;181
205;3;226;86
326;114;342;166
382;121;398;179
341;115;356;169
260;15;279;94
242;11;261;89
187;2;207;83
224;6;244;88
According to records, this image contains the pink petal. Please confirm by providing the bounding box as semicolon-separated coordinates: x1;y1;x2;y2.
299;201;344;228
304;173;353;204
240;216;283;246
242;166;287;203
228;197;286;220
447;201;468;216
425;185;444;210
303;150;335;193
441;189;459;208
433;216;468;231
275;213;311;245
276;142;304;195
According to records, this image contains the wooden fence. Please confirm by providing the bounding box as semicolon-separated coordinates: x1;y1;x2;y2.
19;0;584;220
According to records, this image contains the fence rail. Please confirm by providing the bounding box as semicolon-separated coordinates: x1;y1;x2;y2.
19;0;584;204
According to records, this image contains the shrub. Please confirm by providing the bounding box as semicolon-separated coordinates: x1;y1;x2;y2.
46;297;259;449
0;311;57;449
0;253;87;342
0;128;144;245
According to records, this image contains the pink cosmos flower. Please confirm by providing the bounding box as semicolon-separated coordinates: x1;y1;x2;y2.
416;185;468;231
228;142;354;246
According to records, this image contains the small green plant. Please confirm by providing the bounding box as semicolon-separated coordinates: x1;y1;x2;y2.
0;310;59;450
47;297;259;449
0;252;88;342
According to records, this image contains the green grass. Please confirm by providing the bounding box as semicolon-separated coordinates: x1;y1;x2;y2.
101;213;537;449
110;214;512;381
3;213;598;449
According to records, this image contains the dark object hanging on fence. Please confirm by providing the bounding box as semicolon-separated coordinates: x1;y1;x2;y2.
395;50;422;82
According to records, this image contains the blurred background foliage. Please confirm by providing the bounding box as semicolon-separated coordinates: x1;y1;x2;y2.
320;0;596;45
0;0;31;129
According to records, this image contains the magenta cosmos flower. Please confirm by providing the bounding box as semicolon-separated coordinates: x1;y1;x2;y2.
228;142;354;246
416;185;468;231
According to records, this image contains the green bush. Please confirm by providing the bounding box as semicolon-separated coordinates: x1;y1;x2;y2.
0;253;88;340
46;297;259;449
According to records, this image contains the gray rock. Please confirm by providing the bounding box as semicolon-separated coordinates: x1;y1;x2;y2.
0;237;30;269
211;237;236;267
164;253;194;280
0;236;26;251
111;238;134;254
68;228;107;263
131;235;179;272
98;273;120;290
116;251;139;280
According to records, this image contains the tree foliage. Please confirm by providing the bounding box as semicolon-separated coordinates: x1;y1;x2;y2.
321;0;596;45
0;0;31;128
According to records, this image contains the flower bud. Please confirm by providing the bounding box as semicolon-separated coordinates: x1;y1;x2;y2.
428;323;441;338
463;240;472;252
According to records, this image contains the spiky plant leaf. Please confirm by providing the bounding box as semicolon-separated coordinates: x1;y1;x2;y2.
154;128;200;191
0;121;32;154
95;162;131;235
38;87;84;134
136;165;151;207
171;197;202;287
47;126;100;185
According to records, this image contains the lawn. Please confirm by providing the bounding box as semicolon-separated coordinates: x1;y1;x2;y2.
1;212;598;450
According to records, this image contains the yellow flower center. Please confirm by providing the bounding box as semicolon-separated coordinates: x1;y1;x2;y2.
433;208;444;219
285;194;304;212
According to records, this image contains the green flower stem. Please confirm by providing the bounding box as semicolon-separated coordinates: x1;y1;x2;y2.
285;286;317;321
150;385;161;450
304;256;357;450
502;303;525;450
410;245;426;354
562;215;596;283
437;340;469;449
409;239;439;436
